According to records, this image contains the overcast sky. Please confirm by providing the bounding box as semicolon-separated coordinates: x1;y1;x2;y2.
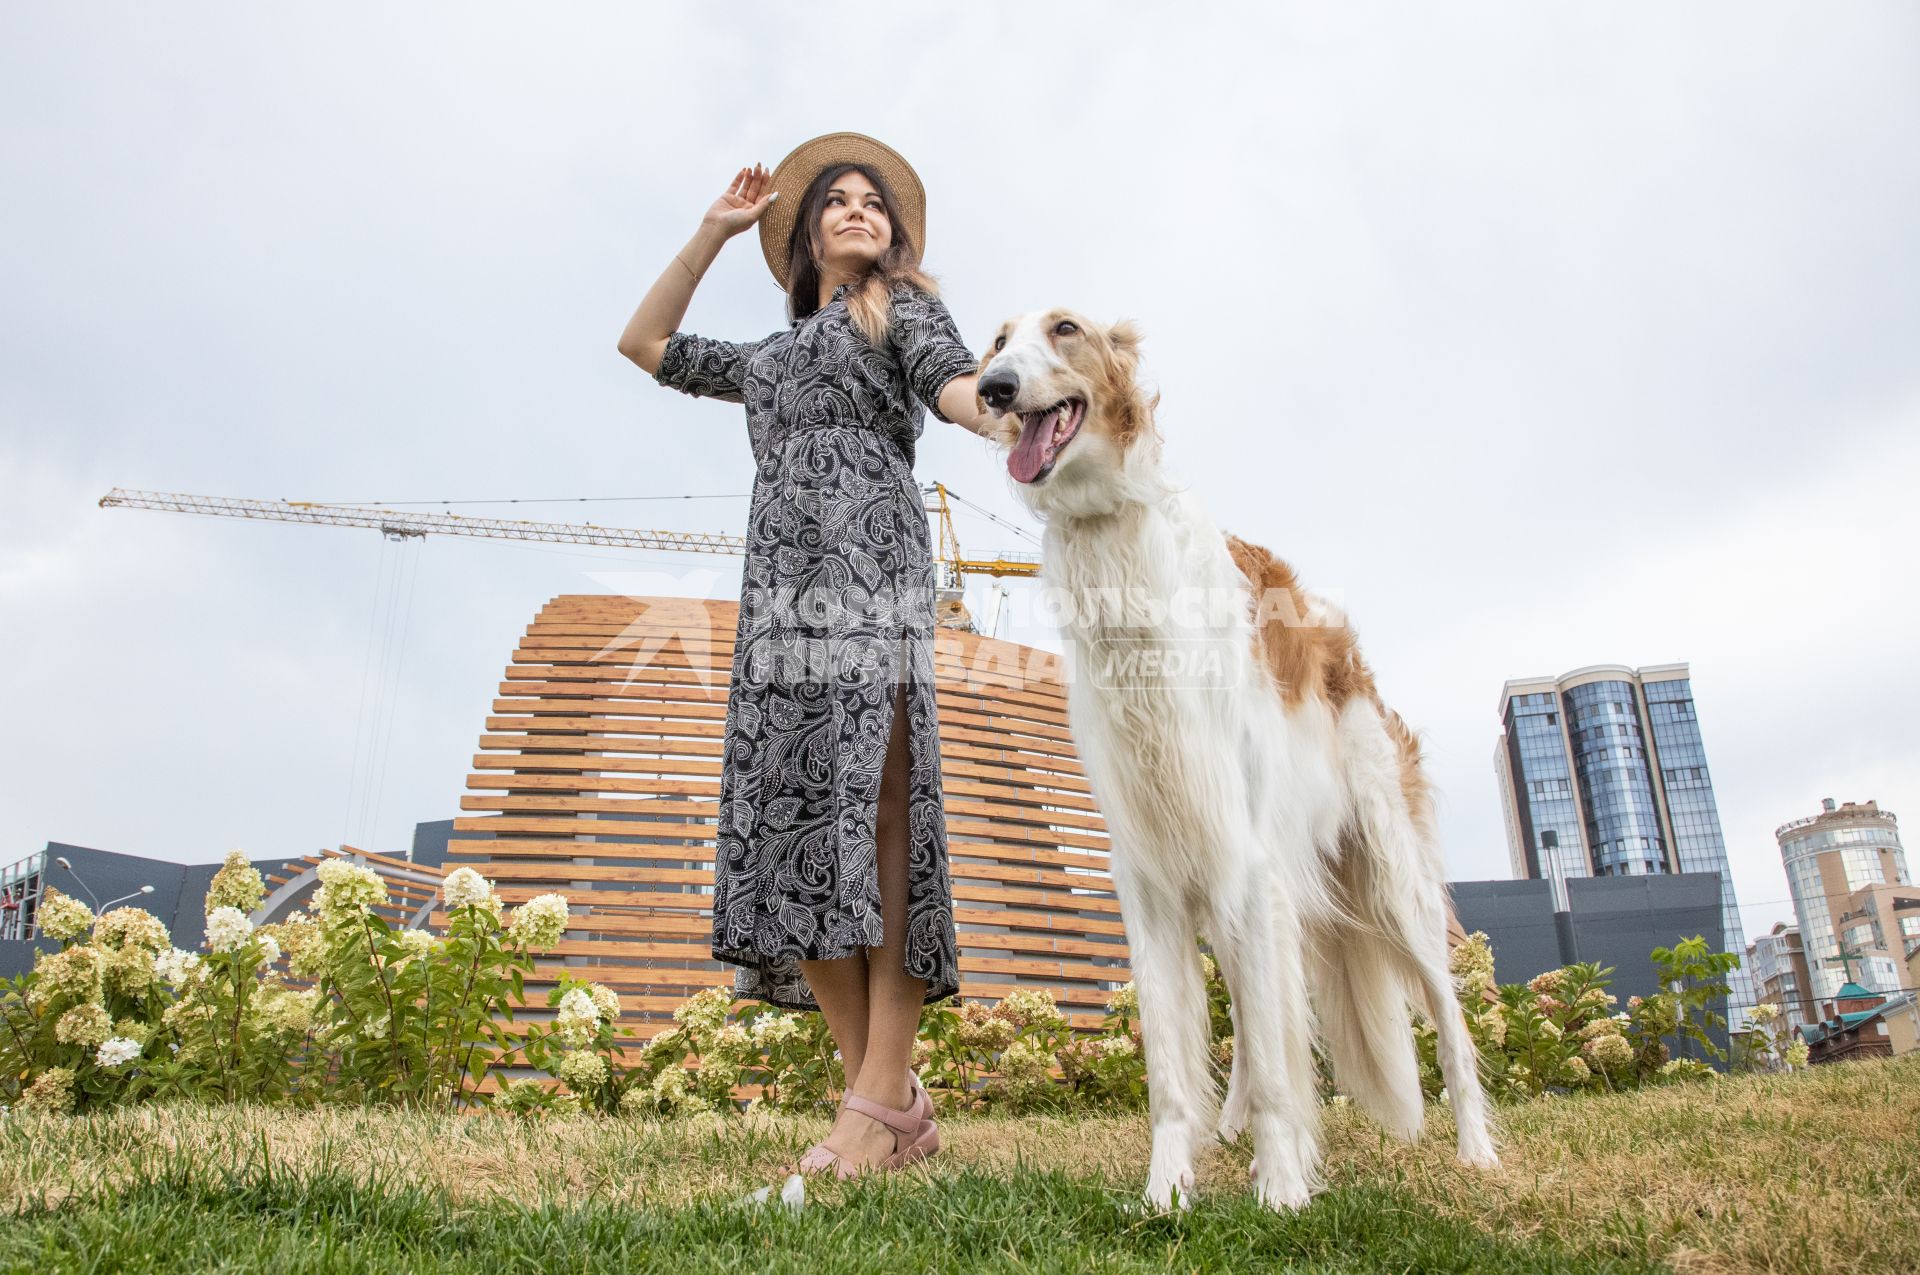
4;4;1915;946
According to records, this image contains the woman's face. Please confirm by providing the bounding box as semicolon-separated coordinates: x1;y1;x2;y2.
814;169;892;277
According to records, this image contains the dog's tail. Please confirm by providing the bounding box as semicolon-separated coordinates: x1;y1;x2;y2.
1311;928;1425;1141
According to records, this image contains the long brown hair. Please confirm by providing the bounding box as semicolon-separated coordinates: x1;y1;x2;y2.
784;161;940;345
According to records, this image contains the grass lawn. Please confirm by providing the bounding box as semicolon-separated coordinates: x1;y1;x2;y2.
1;1054;1915;1274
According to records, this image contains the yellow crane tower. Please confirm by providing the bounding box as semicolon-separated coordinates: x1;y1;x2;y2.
98;483;1041;633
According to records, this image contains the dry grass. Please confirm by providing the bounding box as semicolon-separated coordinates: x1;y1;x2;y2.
5;1054;1916;1273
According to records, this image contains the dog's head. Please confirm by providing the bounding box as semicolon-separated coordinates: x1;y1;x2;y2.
975;310;1160;511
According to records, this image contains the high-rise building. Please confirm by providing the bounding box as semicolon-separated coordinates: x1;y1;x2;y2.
1746;921;1816;1037
1776;798;1917;1005
1496;663;1755;1022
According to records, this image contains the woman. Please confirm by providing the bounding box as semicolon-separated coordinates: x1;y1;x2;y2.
618;133;993;1176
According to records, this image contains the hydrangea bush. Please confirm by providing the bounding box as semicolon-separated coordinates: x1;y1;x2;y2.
1414;931;1740;1100
2;864;1756;1120
0;854;575;1113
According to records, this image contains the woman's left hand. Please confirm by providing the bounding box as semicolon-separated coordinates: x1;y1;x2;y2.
938;374;998;438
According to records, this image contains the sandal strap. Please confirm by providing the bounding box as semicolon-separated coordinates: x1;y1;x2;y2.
843;1090;924;1136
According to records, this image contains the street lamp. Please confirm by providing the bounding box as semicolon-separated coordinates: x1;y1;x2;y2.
99;885;157;911
51;856;98;909
48;860;156;916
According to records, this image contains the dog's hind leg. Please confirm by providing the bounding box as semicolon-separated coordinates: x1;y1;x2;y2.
1348;795;1500;1169
1124;886;1218;1212
1205;924;1249;1145
1395;910;1499;1167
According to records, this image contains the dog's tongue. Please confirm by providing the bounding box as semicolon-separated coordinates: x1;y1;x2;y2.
1008;409;1059;485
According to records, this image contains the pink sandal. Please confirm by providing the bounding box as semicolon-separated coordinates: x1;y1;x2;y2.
794;1072;939;1178
908;1069;933;1121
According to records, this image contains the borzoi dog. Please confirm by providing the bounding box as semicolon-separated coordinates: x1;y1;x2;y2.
974;310;1498;1211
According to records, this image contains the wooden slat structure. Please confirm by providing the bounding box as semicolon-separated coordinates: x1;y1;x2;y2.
446;593;1129;1050
258;844;448;931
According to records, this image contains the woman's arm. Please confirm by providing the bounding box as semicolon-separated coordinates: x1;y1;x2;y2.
936;373;998;439
889;283;997;438
617;164;775;374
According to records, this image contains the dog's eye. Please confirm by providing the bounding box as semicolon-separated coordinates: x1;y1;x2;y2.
993;334;1007;352
1053;320;1078;337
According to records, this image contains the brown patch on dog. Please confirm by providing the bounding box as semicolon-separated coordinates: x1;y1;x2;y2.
1380;704;1439;842
1225;534;1437;837
1225;535;1377;712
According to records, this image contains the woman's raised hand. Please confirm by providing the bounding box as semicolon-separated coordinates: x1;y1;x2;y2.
702;163;777;238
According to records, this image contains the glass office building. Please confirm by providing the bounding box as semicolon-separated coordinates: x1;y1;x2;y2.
1776;798;1911;1004
1497;663;1756;1023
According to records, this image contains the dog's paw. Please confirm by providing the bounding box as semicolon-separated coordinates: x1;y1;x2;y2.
1251;1173;1313;1212
1248;1154;1314;1212
1143;1168;1196;1213
1456;1141;1500;1170
1453;1118;1500;1169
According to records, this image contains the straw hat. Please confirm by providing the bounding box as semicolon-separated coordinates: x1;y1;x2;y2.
758;131;926;291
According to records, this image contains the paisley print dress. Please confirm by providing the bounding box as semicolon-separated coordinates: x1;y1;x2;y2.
652;278;978;1011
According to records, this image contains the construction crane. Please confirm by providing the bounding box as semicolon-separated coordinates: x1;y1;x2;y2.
98;484;1041;633
922;482;1041;629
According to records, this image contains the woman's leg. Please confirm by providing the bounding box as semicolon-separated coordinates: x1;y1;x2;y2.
817;677;926;1162
855;676;927;1110
797;955;870;1093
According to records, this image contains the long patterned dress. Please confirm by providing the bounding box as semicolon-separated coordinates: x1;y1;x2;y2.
652;277;978;1011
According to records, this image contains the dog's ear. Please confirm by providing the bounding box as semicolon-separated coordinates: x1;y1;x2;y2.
1106;318;1144;358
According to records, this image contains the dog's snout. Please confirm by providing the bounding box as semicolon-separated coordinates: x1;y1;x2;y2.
978;369;1020;411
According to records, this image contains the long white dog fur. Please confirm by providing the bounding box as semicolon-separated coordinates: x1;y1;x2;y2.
974;309;1499;1210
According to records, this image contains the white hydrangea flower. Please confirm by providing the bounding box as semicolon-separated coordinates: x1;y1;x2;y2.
153;946;201;985
314;859;386;919
749;1011;802;1046
441;867;494;910
672;986;731;1036
94;906;172;954
205;850;267;915
103;944;157;998
56;1004;112;1047
204;907;254;954
508;892;570;949
588;983;620;1022
38;889;95;942
556;1049;609;1091
96;1036;143;1069
999;988;1065;1028
255;933;281;965
250;986;319;1036
554;987;600;1047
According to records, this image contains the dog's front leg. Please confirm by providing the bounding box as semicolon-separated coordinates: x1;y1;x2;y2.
1223;875;1322;1211
1126;892;1217;1211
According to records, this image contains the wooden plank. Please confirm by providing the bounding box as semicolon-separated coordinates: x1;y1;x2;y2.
438;594;1135;1037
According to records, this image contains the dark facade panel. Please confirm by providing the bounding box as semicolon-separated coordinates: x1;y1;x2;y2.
1449;879;1563;987
1451;872;1732;1064
409;819;465;870
0;843;291;979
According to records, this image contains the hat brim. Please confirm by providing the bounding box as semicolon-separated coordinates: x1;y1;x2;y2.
758;132;926;291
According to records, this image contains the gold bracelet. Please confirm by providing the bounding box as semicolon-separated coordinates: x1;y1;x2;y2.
674;253;701;282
